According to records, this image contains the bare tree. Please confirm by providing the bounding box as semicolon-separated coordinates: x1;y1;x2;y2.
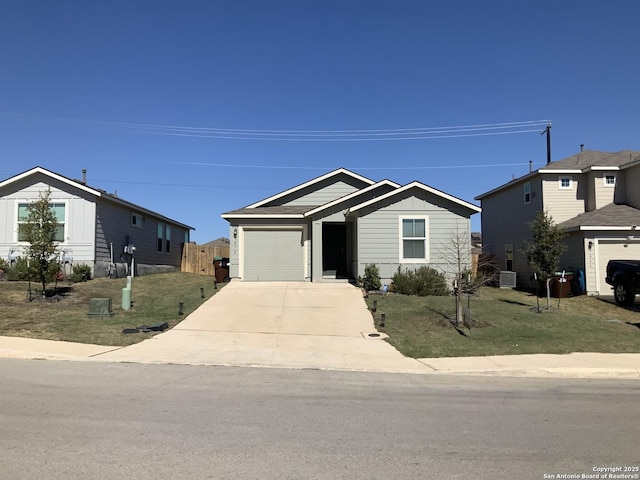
437;221;498;327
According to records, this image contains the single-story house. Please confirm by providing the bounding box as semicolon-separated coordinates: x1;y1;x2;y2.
0;166;194;277
222;168;481;283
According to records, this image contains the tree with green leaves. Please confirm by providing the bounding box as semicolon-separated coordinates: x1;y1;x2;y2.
20;189;61;297
524;210;567;309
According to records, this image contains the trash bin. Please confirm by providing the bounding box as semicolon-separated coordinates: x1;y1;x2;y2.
214;257;229;283
552;272;574;298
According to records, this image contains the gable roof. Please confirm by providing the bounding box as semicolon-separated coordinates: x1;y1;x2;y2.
559;203;640;231
0;166;100;196
348;181;481;214
476;150;640;200
303;179;400;217
0;166;194;230
245;168;375;208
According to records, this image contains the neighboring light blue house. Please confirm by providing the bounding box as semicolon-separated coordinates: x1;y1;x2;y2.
0;166;193;277
222;168;481;283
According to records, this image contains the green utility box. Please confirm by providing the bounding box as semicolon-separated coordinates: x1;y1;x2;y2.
88;298;113;318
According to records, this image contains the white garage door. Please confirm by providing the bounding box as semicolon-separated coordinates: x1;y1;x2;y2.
243;229;305;281
597;240;640;293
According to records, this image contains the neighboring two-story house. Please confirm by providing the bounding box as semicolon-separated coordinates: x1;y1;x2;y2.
476;150;640;295
0;166;194;278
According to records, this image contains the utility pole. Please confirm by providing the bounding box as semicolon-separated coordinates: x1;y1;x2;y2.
541;123;552;164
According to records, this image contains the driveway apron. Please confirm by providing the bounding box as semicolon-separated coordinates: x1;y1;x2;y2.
95;282;429;372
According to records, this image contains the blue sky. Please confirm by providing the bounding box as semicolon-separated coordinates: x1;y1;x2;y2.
2;1;639;242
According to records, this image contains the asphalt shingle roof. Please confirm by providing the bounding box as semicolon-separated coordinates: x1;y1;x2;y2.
559;203;640;230
542;150;640;170
222;205;318;216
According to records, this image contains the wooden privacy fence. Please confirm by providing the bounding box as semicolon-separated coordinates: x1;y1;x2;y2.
181;243;230;276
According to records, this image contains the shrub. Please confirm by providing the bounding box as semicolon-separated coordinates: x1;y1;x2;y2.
72;264;92;281
0;258;8;279
359;264;382;291
69;273;85;283
5;257;36;281
392;266;449;296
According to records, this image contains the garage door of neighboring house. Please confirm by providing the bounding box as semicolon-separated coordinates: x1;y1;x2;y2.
243;229;305;281
597;240;640;293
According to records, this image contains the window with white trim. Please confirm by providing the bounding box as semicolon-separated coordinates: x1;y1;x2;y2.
559;176;572;189
523;182;531;204
17;202;65;242
399;216;428;262
603;174;616;187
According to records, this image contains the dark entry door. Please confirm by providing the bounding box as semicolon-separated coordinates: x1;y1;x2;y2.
322;223;347;278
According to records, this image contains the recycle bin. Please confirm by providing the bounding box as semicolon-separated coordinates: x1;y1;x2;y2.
552;272;574;298
214;257;229;283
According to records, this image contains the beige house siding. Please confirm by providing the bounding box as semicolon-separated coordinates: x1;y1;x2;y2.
542;174;586;223
624;165;640;208
591;172;617;210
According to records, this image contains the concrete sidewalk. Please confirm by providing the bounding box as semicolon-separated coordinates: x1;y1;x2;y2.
1;334;639;378
0;281;639;379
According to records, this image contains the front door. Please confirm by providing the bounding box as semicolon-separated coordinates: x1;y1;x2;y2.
322;223;347;278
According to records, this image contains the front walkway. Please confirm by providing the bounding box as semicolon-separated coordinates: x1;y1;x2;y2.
93;282;428;372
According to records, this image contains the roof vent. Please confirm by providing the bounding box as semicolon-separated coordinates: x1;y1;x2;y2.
82;169;87;185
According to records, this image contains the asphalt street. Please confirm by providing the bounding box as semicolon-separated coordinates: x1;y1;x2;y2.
0;359;637;480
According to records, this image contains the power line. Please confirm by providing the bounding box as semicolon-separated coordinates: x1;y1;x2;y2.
0;111;550;141
146;128;543;141
168;161;537;170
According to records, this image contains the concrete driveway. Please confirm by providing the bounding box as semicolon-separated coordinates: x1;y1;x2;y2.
96;282;428;372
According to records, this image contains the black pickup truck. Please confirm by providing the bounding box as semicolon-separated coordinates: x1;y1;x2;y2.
605;260;640;306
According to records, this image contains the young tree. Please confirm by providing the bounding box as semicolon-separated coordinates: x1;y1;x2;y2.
21;189;61;296
524;210;567;309
438;221;498;327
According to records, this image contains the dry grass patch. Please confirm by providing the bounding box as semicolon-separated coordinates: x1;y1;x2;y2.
365;287;640;358
0;272;224;346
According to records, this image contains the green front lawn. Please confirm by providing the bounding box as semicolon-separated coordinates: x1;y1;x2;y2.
365;288;640;358
0;272;224;346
